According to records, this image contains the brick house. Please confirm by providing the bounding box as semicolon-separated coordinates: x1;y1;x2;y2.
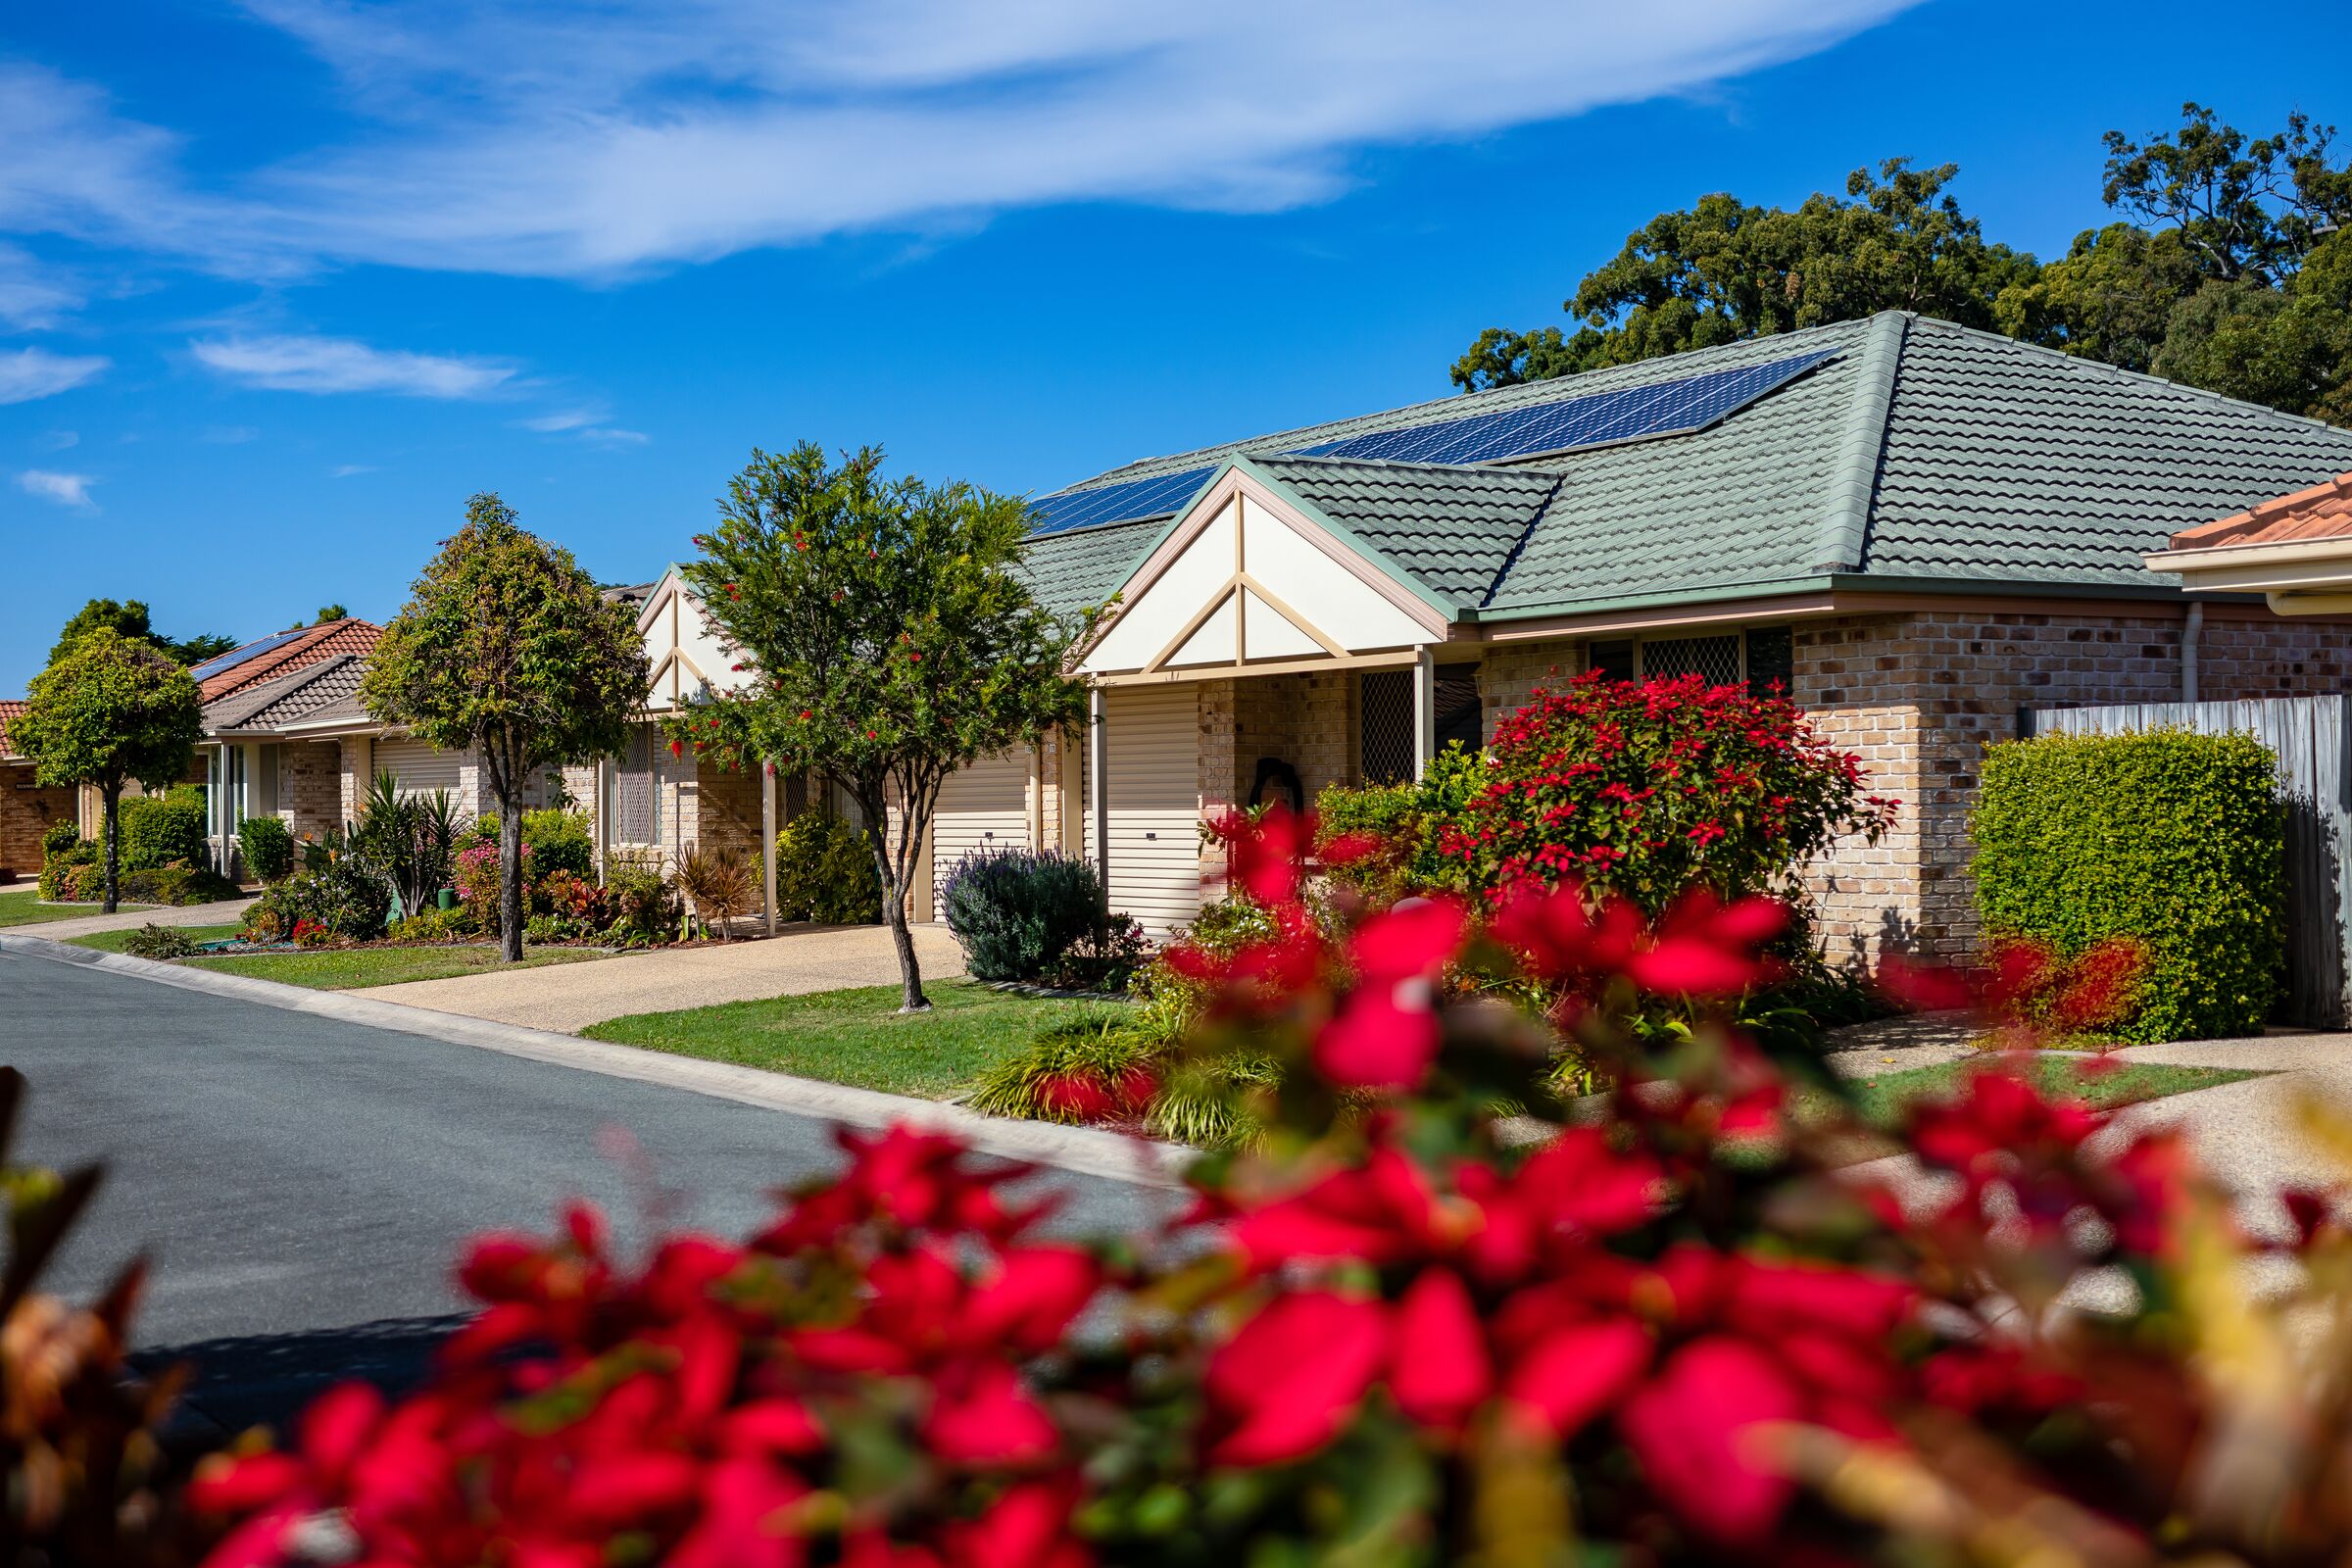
0;703;77;880
939;310;2352;957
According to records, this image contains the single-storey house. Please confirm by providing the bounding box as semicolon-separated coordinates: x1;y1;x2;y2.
949;310;2352;957
0;702;78;879
2145;471;2352;612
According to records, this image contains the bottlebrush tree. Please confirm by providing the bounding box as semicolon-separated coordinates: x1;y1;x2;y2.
170;806;2352;1568
1445;670;1900;913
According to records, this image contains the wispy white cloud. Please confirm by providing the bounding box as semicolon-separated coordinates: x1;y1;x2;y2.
0;346;109;404
189;332;516;397
34;429;77;451
18;468;96;508
518;405;647;444
0;3;1915;281
328;463;377;477
0;243;81;329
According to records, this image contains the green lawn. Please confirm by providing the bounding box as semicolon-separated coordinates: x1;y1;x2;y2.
66;923;242;953
0;889;156;926
583;980;1117;1100
1840;1054;2264;1128
61;937;609;991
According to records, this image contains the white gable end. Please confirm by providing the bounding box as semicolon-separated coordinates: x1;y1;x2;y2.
1080;470;1445;678
639;568;757;712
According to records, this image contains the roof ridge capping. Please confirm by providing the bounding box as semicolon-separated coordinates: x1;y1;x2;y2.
1813;310;1908;573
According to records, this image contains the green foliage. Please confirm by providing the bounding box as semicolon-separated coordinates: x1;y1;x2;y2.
37;838;95;901
362;493;649;961
236;814;295;883
939;849;1102;982
679;442;1104;1007
387;907;470;945
243;860;393;944
602;861;678;944
346;773;461;920
118;786;207;873
1458;106;2352;424
1452;160;2036;388
39;820;79;858
12;628;204;912
770;811;882;925
520;808;595;880
121;923;199;959
47;596;232;666
1972;729;2284;1043
119;865;239;906
965;1011;1280;1148
1313;744;1488;900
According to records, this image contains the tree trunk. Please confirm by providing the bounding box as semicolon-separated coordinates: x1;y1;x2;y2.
499;788;523;964
874;838;928;1012
101;783;122;914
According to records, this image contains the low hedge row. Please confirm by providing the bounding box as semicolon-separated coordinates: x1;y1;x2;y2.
1972;728;2284;1043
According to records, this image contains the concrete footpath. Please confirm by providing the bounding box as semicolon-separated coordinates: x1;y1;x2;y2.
349;922;967;1031
4;895;257;942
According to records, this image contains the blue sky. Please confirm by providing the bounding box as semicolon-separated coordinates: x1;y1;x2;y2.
4;0;2348;690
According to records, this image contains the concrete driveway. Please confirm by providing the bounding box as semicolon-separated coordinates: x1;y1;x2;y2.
351;922;967;1031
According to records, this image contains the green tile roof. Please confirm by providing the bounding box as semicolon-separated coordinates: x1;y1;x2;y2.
1021;312;2352;622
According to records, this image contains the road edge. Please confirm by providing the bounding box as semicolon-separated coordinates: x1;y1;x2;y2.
0;933;1192;1191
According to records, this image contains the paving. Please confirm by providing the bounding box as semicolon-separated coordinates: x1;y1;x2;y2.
0;942;1178;1433
4;894;256;942
347;922;968;1031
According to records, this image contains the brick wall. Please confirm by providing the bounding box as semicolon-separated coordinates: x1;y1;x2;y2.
275;741;344;847
337;737;372;823
1479;642;1586;738
1;767;77;878
680;759;765;858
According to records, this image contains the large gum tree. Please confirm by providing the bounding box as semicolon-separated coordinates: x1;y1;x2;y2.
680;442;1100;1012
10;628;203;913
362;494;649;963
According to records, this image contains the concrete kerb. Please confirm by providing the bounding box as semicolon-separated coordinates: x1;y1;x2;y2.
0;934;1192;1192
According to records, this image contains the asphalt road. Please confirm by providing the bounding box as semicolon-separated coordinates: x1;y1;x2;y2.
0;945;1177;1430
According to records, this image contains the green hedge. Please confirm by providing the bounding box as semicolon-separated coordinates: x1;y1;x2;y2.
120;786;208;872
1972;728;2284;1043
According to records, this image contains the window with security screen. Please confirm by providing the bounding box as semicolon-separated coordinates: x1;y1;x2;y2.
1580;628;1794;694
1359;670;1414;785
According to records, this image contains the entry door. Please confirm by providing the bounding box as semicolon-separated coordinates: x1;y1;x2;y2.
1098;684;1202;935
932;750;1032;905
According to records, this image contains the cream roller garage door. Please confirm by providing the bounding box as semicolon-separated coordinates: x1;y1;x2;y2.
373;738;462;797
1097;684;1202;935
932;749;1032;904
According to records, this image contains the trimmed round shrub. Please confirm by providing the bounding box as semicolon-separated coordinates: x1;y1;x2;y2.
119;786;208;872
770;811;881;925
40;819;79;858
1972;728;2284;1043
521;808;595;881
121;865;240;906
939;849;1102;982
1445;672;1898;912
237;814;295;883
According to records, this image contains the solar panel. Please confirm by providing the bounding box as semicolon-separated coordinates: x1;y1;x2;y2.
1025;348;1838;536
1027;466;1216;537
1291;349;1837;466
188;627;309;681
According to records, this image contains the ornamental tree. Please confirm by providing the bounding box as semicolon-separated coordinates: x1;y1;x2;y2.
1445;671;1898;914
677;443;1102;1011
362;494;648;962
10;628;202;912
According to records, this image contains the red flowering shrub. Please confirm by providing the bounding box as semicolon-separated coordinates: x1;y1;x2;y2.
1445;672;1899;912
158;808;2352;1565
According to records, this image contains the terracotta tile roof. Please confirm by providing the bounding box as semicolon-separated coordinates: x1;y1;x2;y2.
2168;472;2352;552
203;653;370;733
196;618;380;701
0;700;24;763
